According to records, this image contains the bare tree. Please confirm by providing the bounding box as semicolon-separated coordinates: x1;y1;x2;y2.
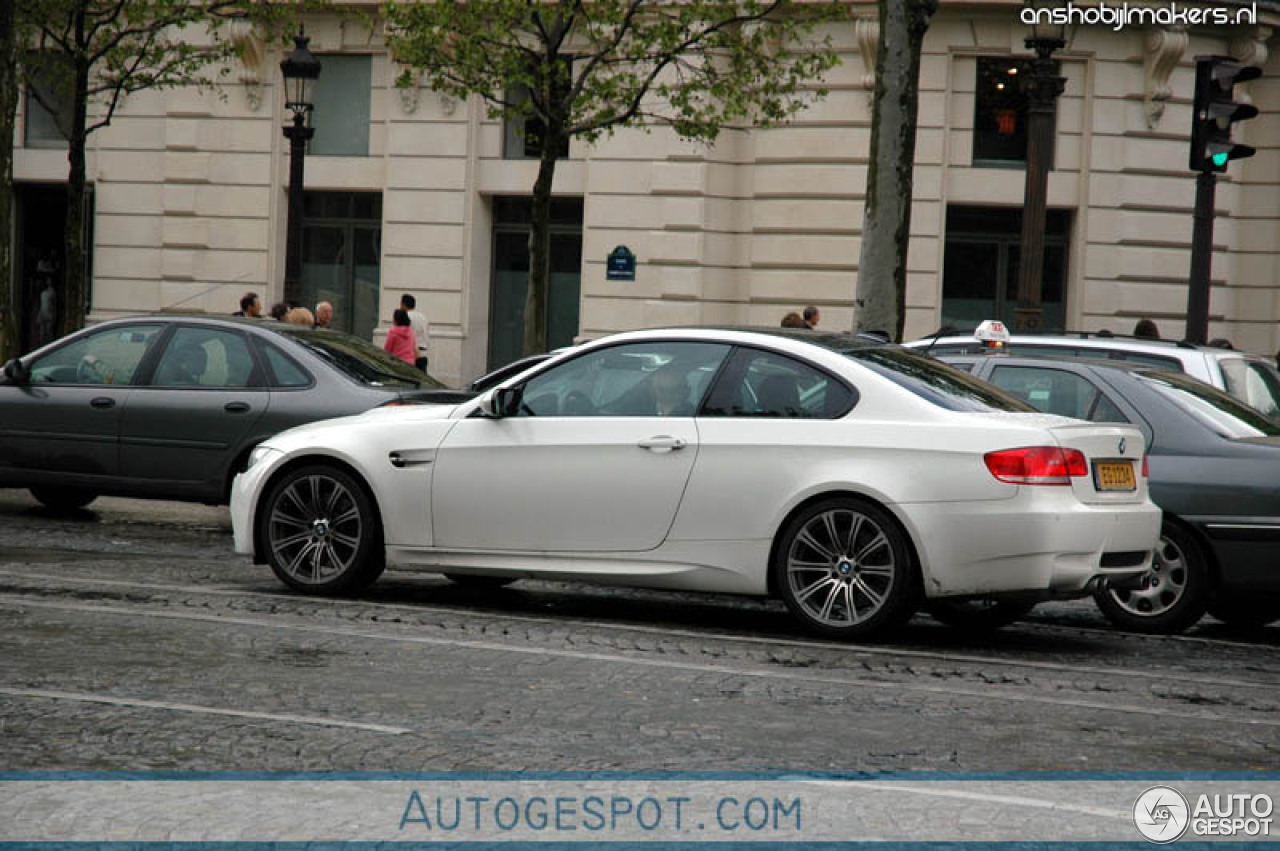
0;0;20;360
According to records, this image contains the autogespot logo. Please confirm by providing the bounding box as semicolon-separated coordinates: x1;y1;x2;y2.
1134;786;1191;843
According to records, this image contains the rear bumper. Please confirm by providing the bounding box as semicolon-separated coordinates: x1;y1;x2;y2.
900;494;1161;599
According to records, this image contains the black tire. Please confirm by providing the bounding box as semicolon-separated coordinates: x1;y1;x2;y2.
773;497;920;639
1207;593;1280;630
258;463;385;595
925;599;1037;631
30;486;98;511
445;574;518;589
1093;521;1210;634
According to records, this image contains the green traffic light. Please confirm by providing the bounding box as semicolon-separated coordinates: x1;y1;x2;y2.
1211;151;1230;167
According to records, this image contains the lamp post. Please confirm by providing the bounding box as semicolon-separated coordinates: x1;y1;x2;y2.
280;28;321;308
1013;1;1066;332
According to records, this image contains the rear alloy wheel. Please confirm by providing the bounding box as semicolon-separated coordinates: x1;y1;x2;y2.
445;574;517;589
1093;522;1209;634
925;599;1037;632
260;464;384;595
1207;594;1280;630
30;487;98;511
774;498;919;639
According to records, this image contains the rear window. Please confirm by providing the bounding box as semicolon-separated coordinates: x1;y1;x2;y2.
846;348;1034;413
275;328;448;391
1136;370;1280;439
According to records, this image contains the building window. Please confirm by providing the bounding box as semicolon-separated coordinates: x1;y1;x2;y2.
24;57;73;147
309;54;371;157
941;205;1071;332
972;57;1057;167
503;73;571;160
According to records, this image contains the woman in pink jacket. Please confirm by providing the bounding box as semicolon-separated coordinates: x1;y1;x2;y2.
383;309;417;365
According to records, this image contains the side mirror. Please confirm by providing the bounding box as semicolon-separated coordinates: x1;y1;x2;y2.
478;386;522;418
3;359;29;384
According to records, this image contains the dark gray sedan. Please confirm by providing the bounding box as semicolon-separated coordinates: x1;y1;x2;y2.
0;315;467;509
946;353;1280;632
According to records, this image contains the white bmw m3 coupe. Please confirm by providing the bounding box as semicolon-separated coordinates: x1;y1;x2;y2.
230;328;1161;638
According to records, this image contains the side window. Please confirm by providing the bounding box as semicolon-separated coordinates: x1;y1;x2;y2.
150;327;257;388
704;349;854;419
989;365;1113;421
1221;359;1280;420
1089;393;1129;424
28;324;162;385
516;342;730;417
260;342;312;388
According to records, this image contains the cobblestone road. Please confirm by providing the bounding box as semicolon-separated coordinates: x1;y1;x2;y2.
1;491;1276;773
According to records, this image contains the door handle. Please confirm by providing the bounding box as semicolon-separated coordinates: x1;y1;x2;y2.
90;397;116;410
224;401;251;414
637;435;687;452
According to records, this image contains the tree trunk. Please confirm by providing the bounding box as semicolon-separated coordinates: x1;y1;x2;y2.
523;128;561;356
60;49;90;338
0;0;18;359
853;0;936;342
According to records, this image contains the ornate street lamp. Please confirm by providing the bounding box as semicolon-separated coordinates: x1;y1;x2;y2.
1014;0;1067;332
280;28;321;308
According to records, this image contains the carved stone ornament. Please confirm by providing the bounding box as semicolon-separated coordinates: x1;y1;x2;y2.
855;15;879;90
228;20;266;113
1229;25;1272;105
1143;26;1187;129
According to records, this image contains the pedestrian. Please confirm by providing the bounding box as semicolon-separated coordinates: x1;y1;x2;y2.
314;301;334;328
803;305;820;329
284;306;314;326
234;292;261;318
400;293;431;372
269;302;288;321
781;312;807;328
383;308;417;365
1133;318;1160;339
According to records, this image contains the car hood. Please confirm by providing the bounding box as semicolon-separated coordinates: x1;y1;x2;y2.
264;402;462;447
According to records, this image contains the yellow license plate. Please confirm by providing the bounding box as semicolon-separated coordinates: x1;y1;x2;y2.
1094;461;1137;491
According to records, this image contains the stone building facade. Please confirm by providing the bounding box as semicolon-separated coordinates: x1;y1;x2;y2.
10;1;1280;386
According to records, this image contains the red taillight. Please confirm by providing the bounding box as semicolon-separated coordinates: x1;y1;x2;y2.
984;446;1088;485
1141;455;1149;478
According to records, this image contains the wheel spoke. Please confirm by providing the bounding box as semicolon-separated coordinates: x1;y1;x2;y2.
853;577;886;611
270;509;308;530
795;577;835;605
845;513;864;558
817;581;841;622
856;531;888;563
820;512;842;554
857;563;895;577
795;528;835;561
333;506;361;526
331;531;360;550
271;529;312;549
285;540;321;577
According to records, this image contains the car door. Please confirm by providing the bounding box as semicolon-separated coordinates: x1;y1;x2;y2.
431;341;730;552
0;323;163;479
669;347;858;543
119;325;269;491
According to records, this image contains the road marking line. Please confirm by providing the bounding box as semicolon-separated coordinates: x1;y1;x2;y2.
0;687;410;735
0;569;1273;691
3;597;1277;729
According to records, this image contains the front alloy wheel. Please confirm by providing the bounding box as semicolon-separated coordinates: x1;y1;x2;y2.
774;498;919;639
1093;522;1209;634
260;464;384;595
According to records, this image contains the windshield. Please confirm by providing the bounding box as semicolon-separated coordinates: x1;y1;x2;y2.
845;348;1035;413
276;328;447;390
1136;370;1280;439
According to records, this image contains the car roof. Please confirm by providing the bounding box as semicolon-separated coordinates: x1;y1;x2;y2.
942;352;1163;376
648;325;890;353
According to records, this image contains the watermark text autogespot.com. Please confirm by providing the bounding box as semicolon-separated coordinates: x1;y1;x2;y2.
1022;2;1257;32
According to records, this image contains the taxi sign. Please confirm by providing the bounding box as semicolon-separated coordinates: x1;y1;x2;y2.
974;319;1011;348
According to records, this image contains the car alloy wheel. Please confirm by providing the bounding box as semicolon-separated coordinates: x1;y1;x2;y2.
261;464;384;594
774;498;919;639
1093;521;1209;634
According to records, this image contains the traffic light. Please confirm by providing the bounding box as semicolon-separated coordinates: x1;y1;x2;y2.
1189;55;1260;173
